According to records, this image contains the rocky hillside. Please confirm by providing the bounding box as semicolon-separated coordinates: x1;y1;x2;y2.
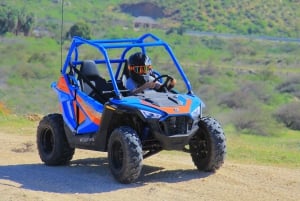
118;0;299;37
1;0;299;38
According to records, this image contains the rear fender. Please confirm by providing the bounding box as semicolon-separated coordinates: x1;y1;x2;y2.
52;76;77;132
52;75;103;134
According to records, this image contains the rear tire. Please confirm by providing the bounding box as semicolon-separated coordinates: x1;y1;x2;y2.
189;117;226;171
37;113;75;165
108;126;143;184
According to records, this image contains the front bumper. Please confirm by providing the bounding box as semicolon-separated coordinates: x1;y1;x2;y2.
147;117;199;150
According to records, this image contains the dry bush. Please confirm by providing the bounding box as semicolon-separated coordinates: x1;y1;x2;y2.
219;90;248;108
231;108;273;136
199;66;219;76
274;101;300;130
219;82;270;109
276;76;300;98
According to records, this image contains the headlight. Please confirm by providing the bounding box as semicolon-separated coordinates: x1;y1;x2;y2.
140;109;162;119
191;106;201;119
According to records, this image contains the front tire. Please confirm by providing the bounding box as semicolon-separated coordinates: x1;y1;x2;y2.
108;126;143;184
37;113;75;165
189;117;226;171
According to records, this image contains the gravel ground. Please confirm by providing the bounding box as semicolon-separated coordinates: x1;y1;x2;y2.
0;131;300;201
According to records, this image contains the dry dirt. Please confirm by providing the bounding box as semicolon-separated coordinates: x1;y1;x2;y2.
0;131;300;201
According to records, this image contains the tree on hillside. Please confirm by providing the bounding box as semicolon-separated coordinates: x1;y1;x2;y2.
20;12;35;36
15;8;35;36
66;22;92;39
0;6;18;35
0;6;35;36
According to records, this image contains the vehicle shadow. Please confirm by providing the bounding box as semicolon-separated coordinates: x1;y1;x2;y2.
0;157;212;194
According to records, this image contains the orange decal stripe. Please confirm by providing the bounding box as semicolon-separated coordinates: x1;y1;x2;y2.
73;101;86;124
56;76;70;94
78;109;86;124
77;96;102;125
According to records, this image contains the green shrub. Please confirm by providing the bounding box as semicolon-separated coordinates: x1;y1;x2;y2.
28;53;48;63
66;21;92;39
201;36;225;50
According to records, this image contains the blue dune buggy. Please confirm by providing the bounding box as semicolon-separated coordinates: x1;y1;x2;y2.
37;33;226;183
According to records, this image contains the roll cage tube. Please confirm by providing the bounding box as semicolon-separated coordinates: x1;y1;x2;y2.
62;37;121;99
61;33;193;96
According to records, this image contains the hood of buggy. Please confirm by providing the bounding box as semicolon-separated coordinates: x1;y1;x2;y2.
111;91;204;117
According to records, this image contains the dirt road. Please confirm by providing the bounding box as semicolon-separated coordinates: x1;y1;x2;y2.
0;131;299;201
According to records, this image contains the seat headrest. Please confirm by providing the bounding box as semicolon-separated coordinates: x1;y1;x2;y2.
80;60;100;77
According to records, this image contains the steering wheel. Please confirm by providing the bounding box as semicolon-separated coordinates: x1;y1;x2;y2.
153;74;174;92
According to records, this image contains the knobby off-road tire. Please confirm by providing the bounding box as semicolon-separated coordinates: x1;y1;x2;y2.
37;113;75;165
189;116;226;172
108;126;143;184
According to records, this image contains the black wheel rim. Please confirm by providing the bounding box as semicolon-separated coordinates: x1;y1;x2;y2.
111;141;123;170
41;128;54;154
